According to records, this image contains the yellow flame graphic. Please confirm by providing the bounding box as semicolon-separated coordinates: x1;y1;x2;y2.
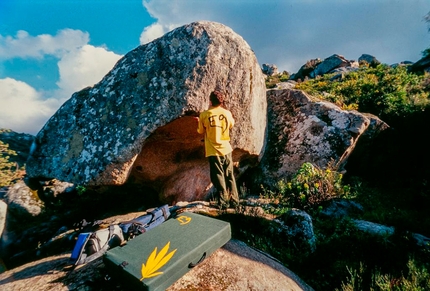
140;241;177;280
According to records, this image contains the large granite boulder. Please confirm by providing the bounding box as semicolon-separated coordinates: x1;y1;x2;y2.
256;89;373;186
26;21;267;203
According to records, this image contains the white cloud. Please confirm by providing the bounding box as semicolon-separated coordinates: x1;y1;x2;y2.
140;0;208;44
56;44;122;95
140;23;166;44
140;0;429;72
0;78;59;134
0;30;122;134
0;29;89;59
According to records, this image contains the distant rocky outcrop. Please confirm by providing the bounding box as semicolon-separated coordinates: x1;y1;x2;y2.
290;58;322;81
409;54;430;73
358;53;381;66
262;63;279;76
291;54;359;81
309;54;357;78
0;129;34;167
26;21;267;203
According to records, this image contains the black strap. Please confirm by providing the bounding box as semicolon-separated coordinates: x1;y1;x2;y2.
121;212;155;227
120;205;169;228
123;206;168;238
188;252;206;268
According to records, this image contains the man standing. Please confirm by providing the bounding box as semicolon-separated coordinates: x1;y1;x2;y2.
197;90;239;209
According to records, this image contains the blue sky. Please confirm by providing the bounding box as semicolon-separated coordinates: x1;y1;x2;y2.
1;0;429;135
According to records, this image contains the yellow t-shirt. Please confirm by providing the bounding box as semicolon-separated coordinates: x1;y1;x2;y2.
197;106;234;157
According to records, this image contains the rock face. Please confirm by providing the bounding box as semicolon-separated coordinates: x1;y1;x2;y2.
256;89;371;186
25;21;267;203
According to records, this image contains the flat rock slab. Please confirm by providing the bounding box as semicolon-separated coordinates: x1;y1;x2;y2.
0;240;313;291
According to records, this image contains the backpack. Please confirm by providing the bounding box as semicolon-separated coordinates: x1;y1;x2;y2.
70;204;171;266
70;224;124;265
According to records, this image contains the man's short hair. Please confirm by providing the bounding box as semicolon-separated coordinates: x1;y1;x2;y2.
210;90;225;106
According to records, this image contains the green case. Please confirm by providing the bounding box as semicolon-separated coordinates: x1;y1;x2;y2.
103;212;231;291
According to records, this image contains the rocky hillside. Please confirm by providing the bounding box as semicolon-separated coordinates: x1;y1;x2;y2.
1;20;430;291
0;129;33;168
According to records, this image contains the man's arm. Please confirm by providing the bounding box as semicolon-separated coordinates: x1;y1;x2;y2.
196;115;205;134
229;111;235;129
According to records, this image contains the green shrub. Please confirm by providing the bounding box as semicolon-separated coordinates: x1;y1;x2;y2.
265;71;291;88
261;162;352;212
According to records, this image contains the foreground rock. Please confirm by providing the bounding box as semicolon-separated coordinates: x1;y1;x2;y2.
26;21;267;203
0;239;313;291
168;239;313;291
4;180;44;218
255;89;374;186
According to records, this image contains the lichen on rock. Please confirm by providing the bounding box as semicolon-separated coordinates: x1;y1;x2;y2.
25;21;267;203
